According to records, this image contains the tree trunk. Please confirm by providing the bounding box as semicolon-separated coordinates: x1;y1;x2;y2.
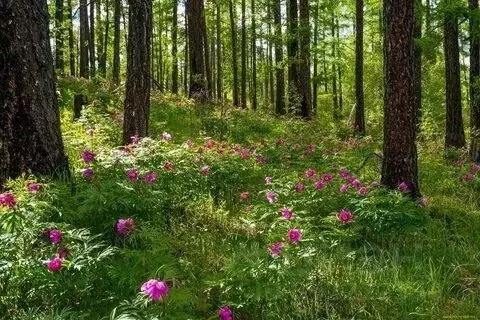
287;0;299;112
113;0;121;84
413;0;422;133
100;0;110;77
355;0;365;135
187;0;208;101
251;0;257;110
80;0;90;78
172;0;179;93
336;18;343;113
469;0;480;162
229;0;239;106
96;0;104;77
123;0;152;144
297;0;311;119
312;0;318;115
55;0;65;73
273;0;285;115
68;0;76;76
0;0;69;185
216;3;222;100
381;0;420;197
331;15;339;120
444;4;466;148
241;0;247;108
184;14;189;94
268;13;274;108
201;1;212;98
89;0;96;77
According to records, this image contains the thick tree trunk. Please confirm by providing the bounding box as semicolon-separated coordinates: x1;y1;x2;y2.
355;0;365;135
0;0;69;185
413;0;422;133
123;0;152;144
312;0;318;115
251;0;257;110
55;0;65;73
229;0;239;106
89;0;96;77
187;0;208;101
216;3;222;100
68;0;76;76
241;0;247;108
287;0;299;112
113;0;121;84
80;0;90;78
172;0;179;93
273;0;285;115
469;0;480;162
444;6;466;148
381;0;420;197
201;1;212;98
297;0;311;119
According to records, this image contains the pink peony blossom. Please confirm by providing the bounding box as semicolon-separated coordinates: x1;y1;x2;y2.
162;132;172;141
350;178;361;189
322;173;333;183
295;183;304;192
163;161;174;171
339;169;350;179
398;182;409;192
288;229;302;244
265;176;272;184
82;168;94;180
218;305;233;320
266;191;277;204
280;208;293;220
314;180;325;190
115;218;135;236
81;150;96;163
418;197;429;207
240;192;250;201
201;166;210;176
305;168;316;179
268;242;284;257
337;209;353;224
130;135;140;144
0;192;16;209
339;184;348;193
27;183;41;193
47;257;63;272
205;139;216;149
127;168;138;182
144;171;158;184
240;150;250;159
49;229;62;245
357;186;368;196
141;279;169;302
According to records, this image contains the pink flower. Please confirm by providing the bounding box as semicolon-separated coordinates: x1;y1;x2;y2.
141;279;169;302
337;209;353;224
305;168;316;179
240;192;250;201
201;166;210;176
163;161;174;171
305;143;316;153
205;139;216;149
470;163;480;174
47;257;62;272
280;208;293;220
339;184;348;193
218;305;233;320
27;183;41;193
0;192;16;209
357;186;368;196
418;197;429;207
49;229;62;245
256;155;267;164
144;171;158;184
240;150;250;159
268;242;284;257
81;150;96;163
265;176;272;184
339;169;350;179
314;180;325;190
162;132;172;141
288;229;302;244
398;182;409;192
131;135;140;144
322;173;333;183
266;191;277;204
350;178;361;189
82;168;94;180
127;168;138;182
295;183;304;192
462;174;475;181
115;218;135;236
184;140;194;148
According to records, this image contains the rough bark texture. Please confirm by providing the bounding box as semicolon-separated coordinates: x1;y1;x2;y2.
354;0;365;135
201;0;212;98
229;0;239;106
297;0;311;119
89;0;96;76
55;0;65;73
312;0;318;115
251;0;257;110
172;0;179;94
331;16;339;120
123;0;152;144
68;0;75;76
443;6;466;148
216;3;222;100
273;0;285;115
187;0;208;101
100;0;110;76
469;0;480;162
413;0;422;133
0;0;69;186
241;0;247;108
79;0;90;78
381;0;420;197
113;0;121;84
287;0;299;112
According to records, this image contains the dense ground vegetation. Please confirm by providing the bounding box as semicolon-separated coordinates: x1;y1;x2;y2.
0;80;479;319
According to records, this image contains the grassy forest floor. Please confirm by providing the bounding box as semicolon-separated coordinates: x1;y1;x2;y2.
1;79;480;319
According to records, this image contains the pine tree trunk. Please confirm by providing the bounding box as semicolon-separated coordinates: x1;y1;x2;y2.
336;19;343;113
312;0;318;115
172;0;179;93
241;0;247;108
201;1;212;98
187;0;208;101
100;0;110;77
96;0;104;76
413;0;422;133
251;0;257;110
55;0;65;73
297;0;311;119
287;0;299;112
381;0;420;197
0;0;69;185
184;15;189;94
268;16;274;108
113;0;121;84
123;0;152;144
68;0;76;76
469;0;480;162
331;16;339;119
273;0;285;115
444;5;466;148
229;0;239;106
89;0;96;77
216;3;222;100
80;0;90;78
355;0;365;135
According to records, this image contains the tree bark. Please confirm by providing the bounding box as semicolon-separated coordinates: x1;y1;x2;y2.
313;0;318;115
273;0;285;115
331;15;339;120
89;0;96;77
229;0;239;106
381;0;420;197
80;0;90;78
184;14;189;93
67;0;76;76
354;0;365;135
241;0;247;108
201;1;212;98
96;0;104;76
413;0;422;133
187;0;208;101
251;0;257;110
287;0;299;112
469;0;480;162
172;0;179;93
123;0;152;144
444;4;466;148
297;0;311;119
55;0;65;73
100;0;110;77
0;0;69;185
216;2;222;100
113;0;121;84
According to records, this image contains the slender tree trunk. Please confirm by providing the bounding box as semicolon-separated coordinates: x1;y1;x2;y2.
469;0;480;162
187;0;208;101
444;4;466;148
171;0;179;93
381;0;420;197
123;0;152;144
268;13;274;107
336;19;343;113
426;0;431;31
55;0;65;73
100;0;110;77
273;0;285;115
68;0;75;76
251;0;257;110
96;0;104;76
287;0;299;112
355;0;365;135
216;2;222;100
240;0;247;108
413;0;422;133
0;0;69;185
322;28;327;92
89;0;96;77
80;0;90;78
158;10;164;91
211;26;216;96
313;0;318;115
113;0;121;84
184;15;189;94
297;0;311;118
331;16;339;119
201;1;212;98
229;0;239;106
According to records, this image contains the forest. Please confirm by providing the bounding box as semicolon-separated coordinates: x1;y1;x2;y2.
0;0;479;318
